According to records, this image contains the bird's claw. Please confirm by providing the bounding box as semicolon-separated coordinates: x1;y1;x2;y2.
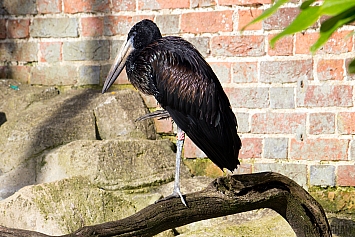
155;190;187;207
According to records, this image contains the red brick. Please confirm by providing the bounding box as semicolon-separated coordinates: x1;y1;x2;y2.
7;19;30;39
232;62;258;83
219;0;271;5
184;136;206;158
0;67;6;78
337;165;355;186
225;87;269;109
290;138;349;161
40;42;62;63
346;58;355;81
104;15;154;36
238;137;262;159
0;19;6;39
31;65;78;85
268;34;293;56
181;11;233;34
251;113;306;134
37;0;61;14
296;31;353;55
323;31;353;55
138;0;189;10
63;0;110;13
238;9;263;30
260;59;313;83
295;32;319;54
317;59;344;81
309;113;335;135
2;65;31;83
112;0;136;11
209;62;231;83
154;117;173;134
113;68;130;85
191;0;216;8
234;163;252;174
140;94;158;108
264;8;300;30
81;17;104;37
338;112;355;135
297;85;353;107
211;35;265;57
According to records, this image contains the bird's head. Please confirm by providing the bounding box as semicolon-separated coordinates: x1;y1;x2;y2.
102;19;162;93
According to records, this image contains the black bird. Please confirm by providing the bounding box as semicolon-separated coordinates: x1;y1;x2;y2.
102;19;241;206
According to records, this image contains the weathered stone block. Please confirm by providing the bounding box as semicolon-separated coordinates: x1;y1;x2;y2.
31;65;78;85
111;40;125;60
309;113;335;135
63;40;109;61
185;37;210;57
1;0;37;15
0;42;38;61
235;112;249;133
351;140;355;161
254;163;307;188
270;87;295;109
263;137;288;159
225;87;269;109
30;18;78;38
209;62;231;83
78;65;100;85
310;165;335;186
156;15;180;34
37;0;61;14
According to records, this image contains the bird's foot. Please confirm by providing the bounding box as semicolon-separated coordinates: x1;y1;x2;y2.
155;190;187;207
135;110;170;122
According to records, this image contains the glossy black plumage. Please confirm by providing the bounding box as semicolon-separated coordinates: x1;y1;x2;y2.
103;19;241;172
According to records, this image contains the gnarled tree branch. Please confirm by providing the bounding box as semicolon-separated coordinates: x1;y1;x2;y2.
0;172;331;237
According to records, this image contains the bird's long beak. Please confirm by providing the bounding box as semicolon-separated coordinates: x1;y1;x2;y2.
102;37;135;93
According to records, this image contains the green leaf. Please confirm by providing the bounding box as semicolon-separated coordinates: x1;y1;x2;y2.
240;0;289;31
321;0;355;15
348;59;355;73
270;6;320;48
320;7;355;32
300;0;316;10
311;8;355;52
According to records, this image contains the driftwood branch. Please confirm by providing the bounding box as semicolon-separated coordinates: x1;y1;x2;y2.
0;172;331;237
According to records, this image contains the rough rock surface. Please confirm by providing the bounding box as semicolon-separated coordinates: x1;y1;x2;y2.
0;79;155;199
0;79;298;236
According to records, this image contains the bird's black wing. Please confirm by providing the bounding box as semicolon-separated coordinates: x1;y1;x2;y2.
138;36;241;171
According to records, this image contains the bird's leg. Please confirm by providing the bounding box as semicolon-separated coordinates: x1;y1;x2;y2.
173;126;187;206
155;126;187;207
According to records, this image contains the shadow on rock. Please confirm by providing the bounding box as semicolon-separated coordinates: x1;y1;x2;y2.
0;112;6;126
0;85;156;199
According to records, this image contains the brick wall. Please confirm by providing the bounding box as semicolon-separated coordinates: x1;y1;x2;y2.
0;0;354;188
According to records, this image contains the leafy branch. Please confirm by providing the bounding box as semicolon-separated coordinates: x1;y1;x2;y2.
243;0;355;73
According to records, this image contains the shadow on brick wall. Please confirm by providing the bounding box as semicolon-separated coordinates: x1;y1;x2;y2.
0;1;109;198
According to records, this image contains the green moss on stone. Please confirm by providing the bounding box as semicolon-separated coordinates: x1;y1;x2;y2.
32;176;136;234
184;158;223;178
309;186;355;214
